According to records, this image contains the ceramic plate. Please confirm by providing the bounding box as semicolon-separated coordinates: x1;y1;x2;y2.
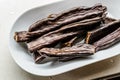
9;0;120;76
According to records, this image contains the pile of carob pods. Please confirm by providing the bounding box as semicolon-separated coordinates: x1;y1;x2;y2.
14;3;120;63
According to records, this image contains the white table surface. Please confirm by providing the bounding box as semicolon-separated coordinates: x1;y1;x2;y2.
0;0;120;80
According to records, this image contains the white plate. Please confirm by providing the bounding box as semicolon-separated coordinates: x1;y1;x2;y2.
9;0;120;76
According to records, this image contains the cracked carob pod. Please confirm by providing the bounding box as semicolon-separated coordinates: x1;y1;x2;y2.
85;19;120;44
94;27;120;51
37;43;95;57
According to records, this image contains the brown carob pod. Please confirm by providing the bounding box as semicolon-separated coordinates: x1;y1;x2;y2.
14;31;29;42
28;4;106;32
37;44;95;57
47;3;106;21
94;27;120;51
27;30;84;53
85;20;120;44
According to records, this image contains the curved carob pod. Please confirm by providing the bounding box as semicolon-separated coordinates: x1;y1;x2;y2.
14;31;29;42
28;4;106;32
85;19;120;44
37;44;95;57
94;27;120;51
47;3;106;21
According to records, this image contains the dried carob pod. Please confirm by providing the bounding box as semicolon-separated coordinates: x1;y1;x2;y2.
37;44;95;57
94;27;120;51
85;19;120;44
47;3;106;21
28;4;106;32
27;30;84;53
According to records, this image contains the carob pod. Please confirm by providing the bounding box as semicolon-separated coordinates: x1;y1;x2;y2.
14;17;102;42
94;27;120;51
37;43;95;57
27;30;84;53
14;31;29;42
28;4;106;32
27;11;105;37
47;3;106;21
85;19;120;44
